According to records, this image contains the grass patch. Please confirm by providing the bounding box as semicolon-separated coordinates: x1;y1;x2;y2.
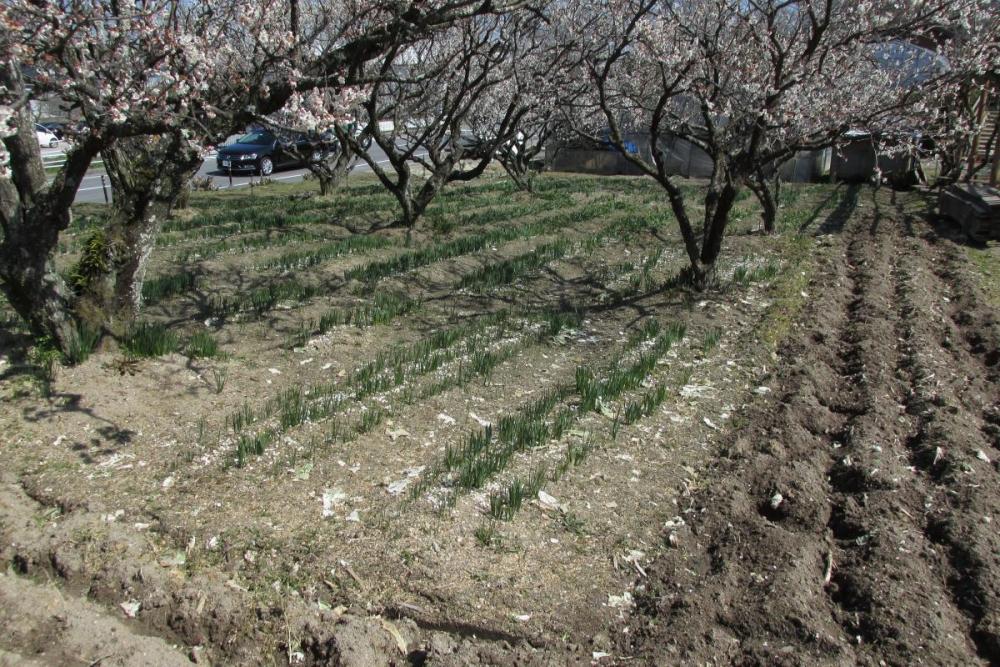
64;324;102;365
122;321;179;358
966;245;1000;309
187;331;221;358
142;271;197;304
256;234;394;272
207;278;322;318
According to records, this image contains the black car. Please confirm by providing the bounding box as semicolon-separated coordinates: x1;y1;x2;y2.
39;121;69;139
216;130;320;176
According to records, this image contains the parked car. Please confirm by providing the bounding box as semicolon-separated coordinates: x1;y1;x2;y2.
38;122;69;140
216;130;319;176
35;124;59;148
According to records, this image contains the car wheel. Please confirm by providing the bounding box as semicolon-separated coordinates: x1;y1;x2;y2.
258;157;274;176
49;139;58;148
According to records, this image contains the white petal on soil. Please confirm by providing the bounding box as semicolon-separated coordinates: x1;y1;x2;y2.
387;479;410;495
158;551;186;567
436;413;456;425
98;452;135;468
120;600;141;618
321;363;333;371
268;368;281;375
753;386;771;395
607;592;634;608
680;384;713;398
663;516;686;530
322;488;347;517
770;493;784;510
387;467;424;496
623;549;645;563
346;510;360;523
703;417;719;430
537;490;562;512
161;476;175;490
299;358;314;366
469;412;492;427
512;614;532;622
976;450;991;463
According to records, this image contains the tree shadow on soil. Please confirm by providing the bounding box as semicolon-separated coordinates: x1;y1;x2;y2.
466;263;692;332
19;389;138;464
803;183;858;235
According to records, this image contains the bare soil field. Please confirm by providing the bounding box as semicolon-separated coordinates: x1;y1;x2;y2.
0;173;997;666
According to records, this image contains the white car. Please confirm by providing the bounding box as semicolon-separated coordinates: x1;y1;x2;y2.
35;124;59;148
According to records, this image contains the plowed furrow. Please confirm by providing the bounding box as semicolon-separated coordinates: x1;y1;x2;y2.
619;187;999;665
821;206;977;664
892;211;1000;663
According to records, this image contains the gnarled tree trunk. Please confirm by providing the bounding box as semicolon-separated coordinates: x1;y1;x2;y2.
73;132;203;330
697;159;740;284
746;167;779;234
0;65;100;353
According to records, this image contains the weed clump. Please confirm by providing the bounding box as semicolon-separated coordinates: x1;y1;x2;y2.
123;321;179;358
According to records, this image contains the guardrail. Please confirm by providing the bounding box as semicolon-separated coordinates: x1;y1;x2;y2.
42;152;104;170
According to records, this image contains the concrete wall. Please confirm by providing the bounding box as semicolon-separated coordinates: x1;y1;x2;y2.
549;133;830;183
548;148;646;176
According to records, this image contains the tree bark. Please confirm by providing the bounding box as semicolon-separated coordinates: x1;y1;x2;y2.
747;169;779;234
0;64;100;353
75;132;202;330
499;155;538;192
699;160;739;283
318;174;336;196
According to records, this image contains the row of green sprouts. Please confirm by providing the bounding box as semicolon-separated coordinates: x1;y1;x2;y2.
232;308;583;466
483;322;688;522
409;318;686;511
151;197;625;323
456;204;667;294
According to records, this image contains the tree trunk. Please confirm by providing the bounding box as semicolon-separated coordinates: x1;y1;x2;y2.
654;175;705;286
308;136;355;197
0;222;81;350
700;163;739;283
318;174;334;196
500;158;535;192
0;64;100;353
747;170;778;234
75;132;202;330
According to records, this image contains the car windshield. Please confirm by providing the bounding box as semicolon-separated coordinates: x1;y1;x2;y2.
235;132;273;145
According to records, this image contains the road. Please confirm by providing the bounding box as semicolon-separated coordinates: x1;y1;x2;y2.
42;143;396;205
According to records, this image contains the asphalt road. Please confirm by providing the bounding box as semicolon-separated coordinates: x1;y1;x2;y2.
45;143;396;205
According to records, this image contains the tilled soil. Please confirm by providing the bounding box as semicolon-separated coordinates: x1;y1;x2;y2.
1;183;997;666
619;187;1000;665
